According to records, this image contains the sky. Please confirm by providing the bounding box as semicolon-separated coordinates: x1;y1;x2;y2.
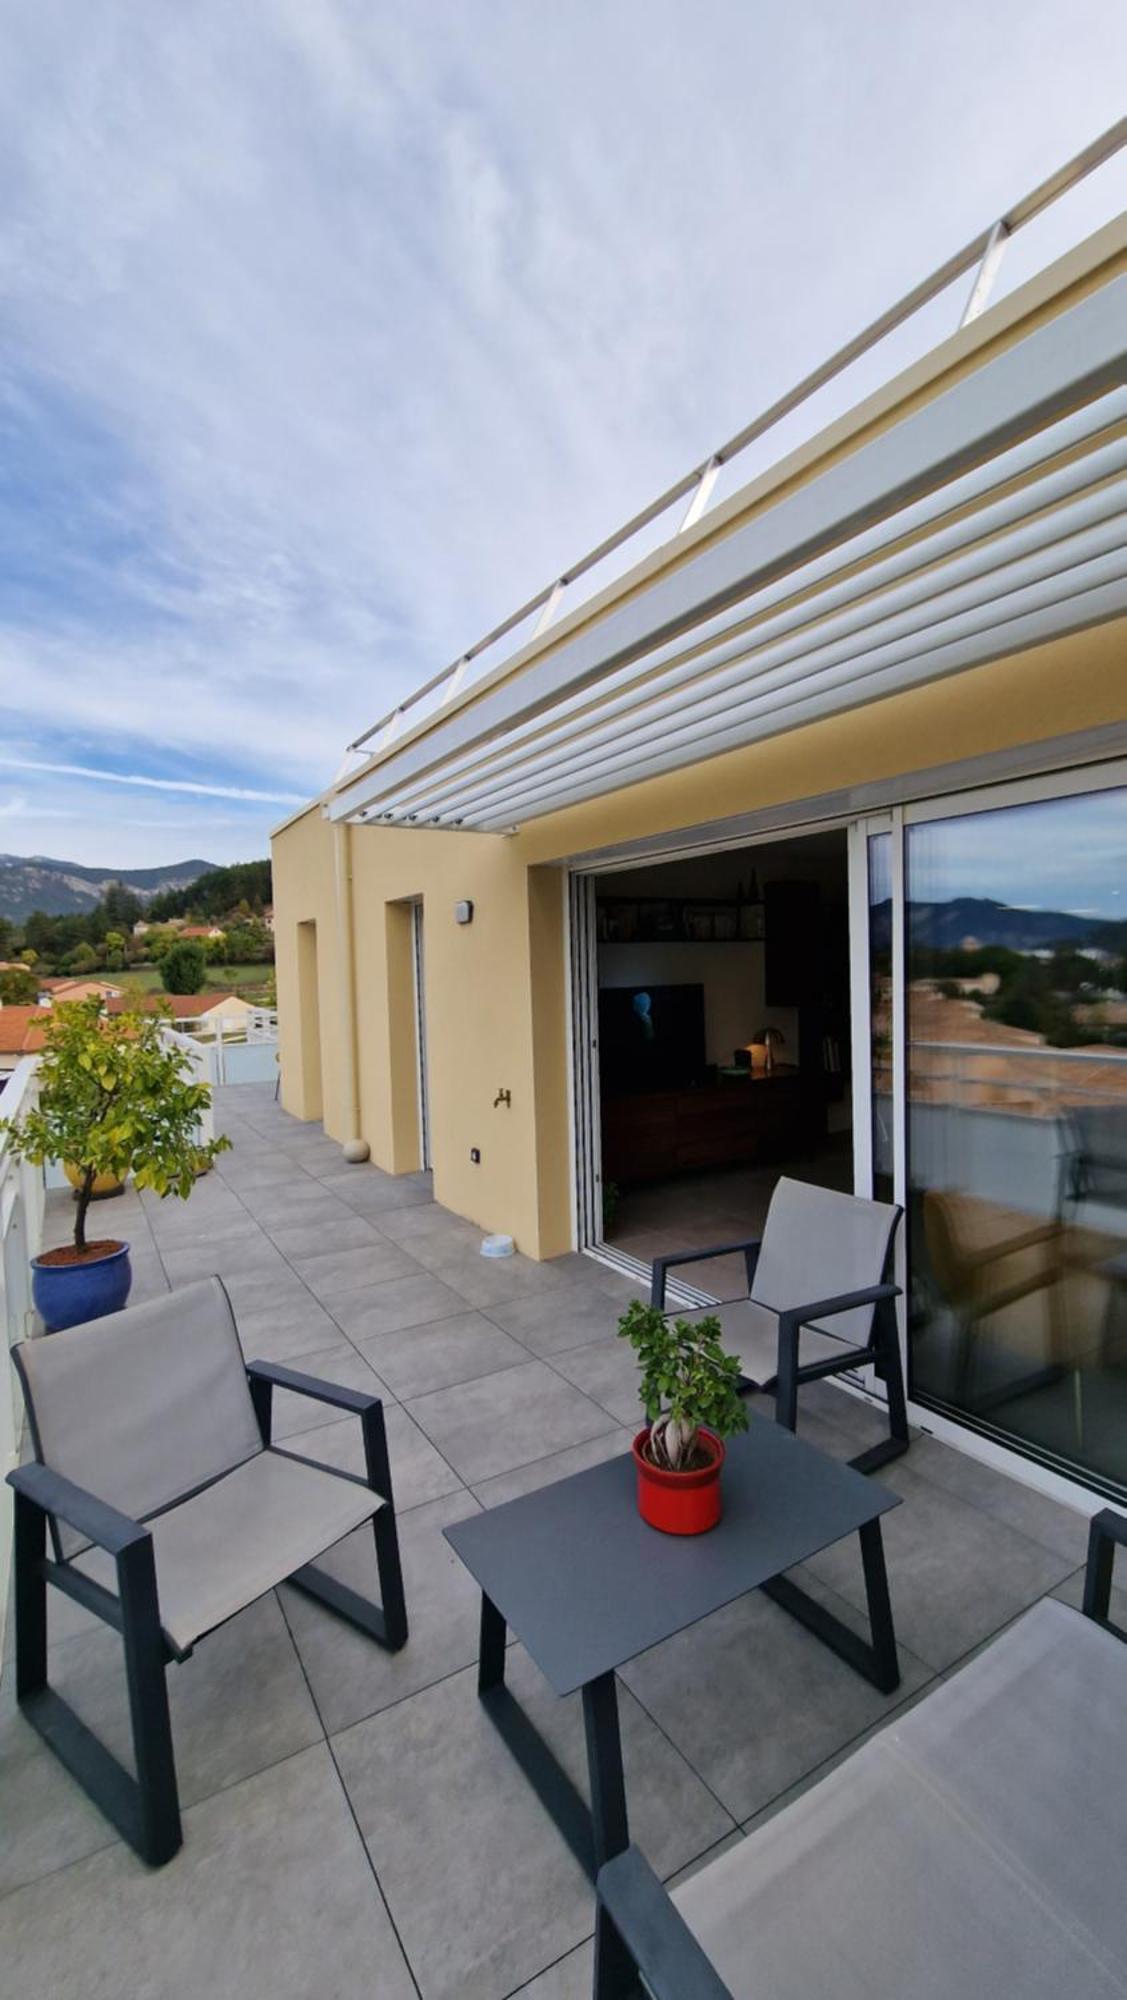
1;2;1125;872
908;788;1127;922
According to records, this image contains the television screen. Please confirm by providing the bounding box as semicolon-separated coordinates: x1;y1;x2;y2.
598;983;707;1095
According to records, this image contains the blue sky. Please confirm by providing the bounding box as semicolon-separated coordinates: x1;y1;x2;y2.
909;789;1127;922
1;1;1126;869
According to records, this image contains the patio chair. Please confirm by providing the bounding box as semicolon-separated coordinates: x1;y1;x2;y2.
592;1508;1127;1998
650;1176;907;1472
7;1276;408;1867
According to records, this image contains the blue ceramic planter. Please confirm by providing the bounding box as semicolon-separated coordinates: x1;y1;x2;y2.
32;1243;132;1333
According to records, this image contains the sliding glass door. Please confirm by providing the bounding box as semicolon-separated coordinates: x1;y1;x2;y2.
903;772;1127;1498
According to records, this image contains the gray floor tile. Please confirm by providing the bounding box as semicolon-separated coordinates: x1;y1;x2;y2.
236;1184;351;1228
803;1458;1077;1671
621;1575;932;1823
406;1360;616;1484
231;1293;345;1362
513;1942;594;1999
484;1281;630;1356
328;1271;472;1341
471;1426;635;1509
405;1244;575;1310
550;1338;647;1426
355;1311;529;1400
0;1701;119;1897
160;1237;292;1286
288;1241;422;1301
208;1265;314;1319
290;1407;465;1513
267;1343;397;1438
318;1169;433;1215
334;1647;734;2000
372;1204;484;1256
24;1595;322;1815
895;1432;1092;1565
282;1489;486;1733
264;1212;384;1261
0;1744;416;1999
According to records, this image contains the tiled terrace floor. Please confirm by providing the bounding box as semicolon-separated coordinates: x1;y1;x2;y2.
0;1085;1109;1998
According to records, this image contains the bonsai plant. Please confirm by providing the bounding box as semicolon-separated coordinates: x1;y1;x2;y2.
618;1299;749;1534
0;996;228;1332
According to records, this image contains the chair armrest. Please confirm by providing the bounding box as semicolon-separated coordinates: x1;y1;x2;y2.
596;1848;734;2000
776;1280;900;1335
651;1239;762;1309
246;1358;382;1416
7;1461;148;1558
1083;1508;1127;1630
247;1360;396;1507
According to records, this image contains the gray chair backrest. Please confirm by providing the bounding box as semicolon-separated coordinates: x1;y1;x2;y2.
752;1176;900;1346
13;1276;262;1558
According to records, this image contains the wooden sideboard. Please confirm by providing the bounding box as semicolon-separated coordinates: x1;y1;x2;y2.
600;1067;822;1184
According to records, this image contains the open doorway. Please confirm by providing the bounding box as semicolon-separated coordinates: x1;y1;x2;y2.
589;828;851;1295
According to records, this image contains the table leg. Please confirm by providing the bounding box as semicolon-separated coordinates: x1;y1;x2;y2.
859;1518;899;1694
478;1592;507;1693
582;1671;629;1870
761;1516;900;1695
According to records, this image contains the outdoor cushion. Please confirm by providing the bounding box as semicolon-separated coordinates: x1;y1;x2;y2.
73;1448;383;1655
16;1276;262;1560
672;1597;1127;1998
676;1299;847;1389
750;1176;898;1349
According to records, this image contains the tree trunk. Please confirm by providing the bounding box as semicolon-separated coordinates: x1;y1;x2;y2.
75;1166;96;1254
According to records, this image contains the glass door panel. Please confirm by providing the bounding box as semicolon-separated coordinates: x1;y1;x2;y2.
905;780;1127;1497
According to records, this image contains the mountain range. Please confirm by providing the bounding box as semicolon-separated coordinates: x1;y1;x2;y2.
0;855;216;921
872;895;1127;955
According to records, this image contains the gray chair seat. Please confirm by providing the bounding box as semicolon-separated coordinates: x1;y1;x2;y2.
671;1597;1127;1999
73;1450;383;1657
679;1299;850;1388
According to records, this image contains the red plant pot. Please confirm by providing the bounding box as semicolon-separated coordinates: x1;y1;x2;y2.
632;1427;726;1536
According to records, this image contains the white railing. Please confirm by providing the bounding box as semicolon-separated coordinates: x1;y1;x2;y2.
157;1023;217;1140
906;1038;1127;1229
0;1058;46;1665
162;1010;278;1087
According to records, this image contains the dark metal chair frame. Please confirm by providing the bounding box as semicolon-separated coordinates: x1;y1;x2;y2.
650;1207;909;1474
7;1359;408;1868
592;1506;1127;1999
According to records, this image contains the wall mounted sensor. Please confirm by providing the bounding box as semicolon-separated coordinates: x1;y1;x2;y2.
454;900;474;925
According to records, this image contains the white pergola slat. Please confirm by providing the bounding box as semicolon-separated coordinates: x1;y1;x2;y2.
330;276;1127;832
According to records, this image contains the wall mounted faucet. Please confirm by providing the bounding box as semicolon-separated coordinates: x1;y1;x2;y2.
493;1088;512;1108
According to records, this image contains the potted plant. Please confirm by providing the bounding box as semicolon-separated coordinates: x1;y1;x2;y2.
618;1299;749;1534
0;996;228;1332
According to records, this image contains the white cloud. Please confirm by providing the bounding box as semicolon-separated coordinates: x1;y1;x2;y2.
0;1;1125;867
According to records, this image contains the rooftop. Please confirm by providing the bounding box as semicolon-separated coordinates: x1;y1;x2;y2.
1;1082;1109;1997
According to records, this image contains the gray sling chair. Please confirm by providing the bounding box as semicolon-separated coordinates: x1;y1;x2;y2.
650;1177;908;1473
7;1276;408;1867
592;1507;1127;1999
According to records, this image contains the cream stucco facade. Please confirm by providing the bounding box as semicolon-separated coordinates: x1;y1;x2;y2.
273;212;1127;1263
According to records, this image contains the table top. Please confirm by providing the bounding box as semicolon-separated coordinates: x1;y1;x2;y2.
445;1414;900;1695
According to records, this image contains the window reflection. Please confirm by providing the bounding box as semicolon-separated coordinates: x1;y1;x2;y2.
868;833;894;1205
906;784;1127;1495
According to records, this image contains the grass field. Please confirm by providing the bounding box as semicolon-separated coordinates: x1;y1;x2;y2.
119;961;274;999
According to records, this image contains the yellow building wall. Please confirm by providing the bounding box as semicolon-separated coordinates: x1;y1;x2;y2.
274;619;1127;1260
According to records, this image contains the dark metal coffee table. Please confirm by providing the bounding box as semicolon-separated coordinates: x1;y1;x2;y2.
445;1415;901;1877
